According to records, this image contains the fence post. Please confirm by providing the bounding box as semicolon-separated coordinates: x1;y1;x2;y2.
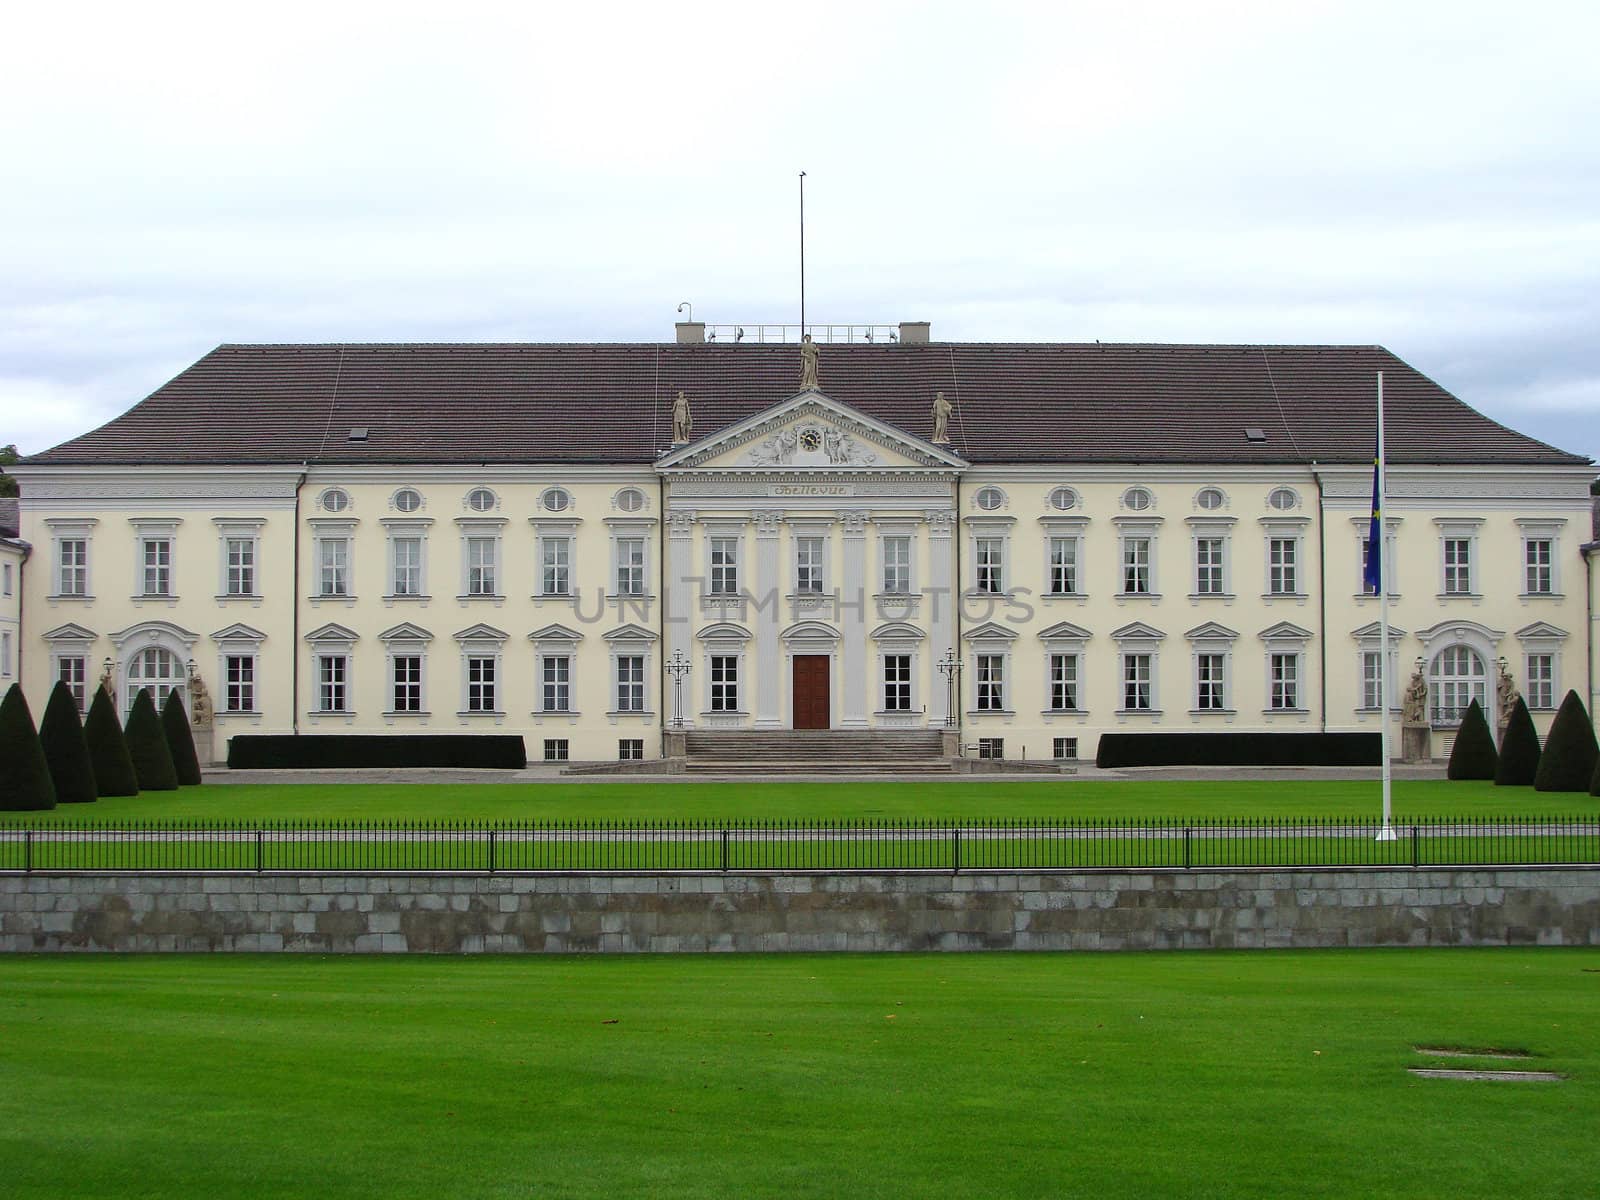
953;826;962;873
24;829;32;874
720;828;729;873
254;829;264;873
1184;826;1192;870
1411;824;1420;869
488;827;497;874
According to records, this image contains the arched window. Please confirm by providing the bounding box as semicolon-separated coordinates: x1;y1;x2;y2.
1428;645;1486;726
126;646;185;715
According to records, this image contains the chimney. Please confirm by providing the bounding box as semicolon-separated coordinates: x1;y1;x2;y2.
898;321;930;345
675;321;705;345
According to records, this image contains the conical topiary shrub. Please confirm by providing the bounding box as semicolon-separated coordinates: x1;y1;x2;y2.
39;681;98;804
84;687;140;797
1495;696;1542;787
0;683;58;811
1533;690;1599;793
1446;698;1497;781
161;690;203;786
125;688;179;791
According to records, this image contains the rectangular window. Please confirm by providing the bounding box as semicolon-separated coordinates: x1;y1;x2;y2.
1122;653;1152;711
975;538;1005;594
1049;537;1078;595
317;655;348;712
976;737;1005;760
976;654;1005;711
1196;653;1225;710
1524;539;1553;595
0;631;10;677
225;538;256;596
615;538;645;596
1361;651;1384;711
467;656;497;712
1361;539;1376;595
795;537;824;594
1052;737;1078;761
223;655;255;712
1443;538;1472;595
141;538;172;596
1270;653;1300;710
541;655;571;712
1526;654;1554;710
1048;652;1078;711
883;654;912;711
1122;538;1150;595
882;537;911;594
466;537;497;596
540;537;571;596
543;738;569;762
391;655;422;712
618;739;644;761
3;562;12;595
57;656;88;712
57;539;88;596
710;655;739;712
1194;538;1224;595
1268;538;1297;595
319;538;350;597
392;537;423;596
710;537;739;595
616;655;645;712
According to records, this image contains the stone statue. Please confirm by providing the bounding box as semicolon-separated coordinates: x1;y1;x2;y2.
745;428;798;466
671;391;692;444
1496;663;1519;736
932;391;952;444
1401;669;1428;726
189;675;213;726
799;334;820;390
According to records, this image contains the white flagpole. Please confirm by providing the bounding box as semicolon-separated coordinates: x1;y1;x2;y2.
1376;371;1396;841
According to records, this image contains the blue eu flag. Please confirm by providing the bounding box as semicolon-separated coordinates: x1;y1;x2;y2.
1363;440;1382;594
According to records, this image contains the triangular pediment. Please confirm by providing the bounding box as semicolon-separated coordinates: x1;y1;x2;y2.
656;391;967;472
1184;621;1240;643
528;623;584;643
211;622;268;643
378;622;434;643
1036;621;1092;643
1350;621;1408;642
1111;621;1166;642
42;622;98;643
305;622;359;644
963;621;1018;642
453;623;509;643
1514;621;1568;642
604;623;659;643
1258;621;1314;642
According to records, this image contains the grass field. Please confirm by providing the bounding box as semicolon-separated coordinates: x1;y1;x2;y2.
2;949;1596;1199
7;778;1592;824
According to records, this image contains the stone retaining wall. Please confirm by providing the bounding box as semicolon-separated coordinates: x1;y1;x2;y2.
2;868;1597;953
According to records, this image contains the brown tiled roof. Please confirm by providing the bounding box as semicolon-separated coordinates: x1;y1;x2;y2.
25;342;1590;467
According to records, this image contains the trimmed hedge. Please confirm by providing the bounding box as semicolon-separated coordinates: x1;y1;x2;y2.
0;683;57;811
1533;690;1599;793
125;689;179;791
161;690;204;786
1095;732;1379;769
39;681;98;804
1446;699;1497;781
84;688;140;797
228;735;527;770
1495;697;1541;787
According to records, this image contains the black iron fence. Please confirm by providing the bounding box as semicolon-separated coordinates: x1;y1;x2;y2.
0;817;1597;874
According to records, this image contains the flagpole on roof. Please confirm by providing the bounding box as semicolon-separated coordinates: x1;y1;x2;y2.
1375;371;1397;842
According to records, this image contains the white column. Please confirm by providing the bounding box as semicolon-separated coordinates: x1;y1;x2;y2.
665;509;696;726
926;509;957;725
839;510;869;728
754;511;784;728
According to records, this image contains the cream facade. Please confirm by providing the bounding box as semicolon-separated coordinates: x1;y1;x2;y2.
11;385;1597;764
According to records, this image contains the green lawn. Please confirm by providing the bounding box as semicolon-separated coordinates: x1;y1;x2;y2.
9;778;1593;823
1;950;1596;1199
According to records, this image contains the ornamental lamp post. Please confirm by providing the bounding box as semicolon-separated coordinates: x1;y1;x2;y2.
937;648;963;729
665;650;693;728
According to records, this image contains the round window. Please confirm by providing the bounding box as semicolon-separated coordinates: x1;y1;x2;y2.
543;488;572;513
321;488;350;513
393;488;422;513
615;488;645;513
1123;487;1153;511
1196;487;1225;511
975;487;1005;511
1047;487;1078;512
467;488;497;513
1268;487;1297;511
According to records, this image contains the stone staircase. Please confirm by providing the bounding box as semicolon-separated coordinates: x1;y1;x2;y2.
681;729;954;775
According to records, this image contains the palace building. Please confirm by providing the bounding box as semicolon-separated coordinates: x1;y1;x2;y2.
9;320;1597;767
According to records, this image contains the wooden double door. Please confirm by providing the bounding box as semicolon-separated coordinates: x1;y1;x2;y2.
792;655;831;729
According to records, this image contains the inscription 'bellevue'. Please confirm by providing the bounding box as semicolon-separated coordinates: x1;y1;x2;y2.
768;484;853;497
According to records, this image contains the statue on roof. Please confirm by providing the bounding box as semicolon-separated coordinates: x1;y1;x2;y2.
932;391;952;444
799;334;820;390
671;391;692;444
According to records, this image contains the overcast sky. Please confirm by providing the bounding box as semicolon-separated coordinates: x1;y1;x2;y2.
4;0;1597;465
